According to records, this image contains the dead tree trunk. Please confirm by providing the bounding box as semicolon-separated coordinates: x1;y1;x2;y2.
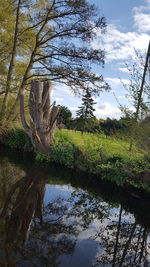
20;80;60;155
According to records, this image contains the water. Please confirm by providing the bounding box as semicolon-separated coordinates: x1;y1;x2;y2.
0;147;150;266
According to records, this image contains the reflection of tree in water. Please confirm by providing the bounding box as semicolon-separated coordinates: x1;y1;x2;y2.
69;190;113;229
94;205;150;267
20;199;77;267
1;156;150;266
67;190;150;266
0;176;79;266
0;157;25;207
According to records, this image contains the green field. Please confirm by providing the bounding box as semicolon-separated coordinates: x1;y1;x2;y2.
55;129;144;160
52;129;150;188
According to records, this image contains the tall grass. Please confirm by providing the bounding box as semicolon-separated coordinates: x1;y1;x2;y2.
55;129;144;161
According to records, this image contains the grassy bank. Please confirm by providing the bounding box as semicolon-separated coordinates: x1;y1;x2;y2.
2;128;150;190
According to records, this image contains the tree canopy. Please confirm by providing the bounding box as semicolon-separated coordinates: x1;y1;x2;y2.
0;0;110;130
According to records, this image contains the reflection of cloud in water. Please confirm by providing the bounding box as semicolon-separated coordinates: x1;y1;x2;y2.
44;184;75;204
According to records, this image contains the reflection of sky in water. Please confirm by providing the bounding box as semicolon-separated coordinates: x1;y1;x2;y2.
60;238;99;267
44;184;75;204
43;183;141;267
43;184;102;266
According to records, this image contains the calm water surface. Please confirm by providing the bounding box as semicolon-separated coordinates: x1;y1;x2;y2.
0;147;150;266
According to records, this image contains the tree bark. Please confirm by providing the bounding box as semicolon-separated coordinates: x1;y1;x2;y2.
20;80;60;155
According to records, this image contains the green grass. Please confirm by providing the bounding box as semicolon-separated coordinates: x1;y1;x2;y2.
53;129;150;187
55;129;144;161
5;127;150;189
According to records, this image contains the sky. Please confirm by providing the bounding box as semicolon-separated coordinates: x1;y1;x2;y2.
52;0;150;119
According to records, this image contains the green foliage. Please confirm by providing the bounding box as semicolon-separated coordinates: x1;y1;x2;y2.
57;129;143;160
0;0;109;129
76;89;96;119
75;89;96;133
97;160;127;186
6;128;32;150
35;152;50;162
57;106;72;128
122;157;150;177
51;142;75;168
100;118;124;136
53;129;150;187
51;132;75;167
4;128;150;190
143;153;150;163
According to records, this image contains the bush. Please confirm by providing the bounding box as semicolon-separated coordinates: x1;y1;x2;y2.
6;128;32;150
51;142;75;168
35;152;50;162
97;160;127;185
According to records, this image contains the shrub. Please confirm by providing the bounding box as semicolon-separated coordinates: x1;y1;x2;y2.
6;128;32;150
35;152;50;162
51;142;75;168
98;160;127;186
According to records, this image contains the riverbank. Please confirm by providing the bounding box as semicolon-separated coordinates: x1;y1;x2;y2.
1;128;150;191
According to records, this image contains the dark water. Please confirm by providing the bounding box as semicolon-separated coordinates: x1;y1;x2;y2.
0;147;150;266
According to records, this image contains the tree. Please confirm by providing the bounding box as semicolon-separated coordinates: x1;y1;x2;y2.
0;0;21;123
100;118;123;137
57;105;72;128
0;0;36;125
120;42;150;151
76;89;96;132
24;80;60;155
0;0;110;154
76;89;96;119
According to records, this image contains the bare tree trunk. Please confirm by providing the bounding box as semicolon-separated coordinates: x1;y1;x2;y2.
129;40;150;152
20;80;60;155
0;0;22;125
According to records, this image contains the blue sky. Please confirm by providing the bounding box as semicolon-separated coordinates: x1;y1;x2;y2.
52;0;150;119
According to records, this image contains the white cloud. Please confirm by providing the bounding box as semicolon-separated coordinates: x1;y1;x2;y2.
92;24;149;63
133;1;150;33
118;67;130;73
94;102;122;119
54;97;63;104
117;95;126;100
134;13;150;33
53;83;75;97
68;106;78;117
105;77;129;87
93;96;99;103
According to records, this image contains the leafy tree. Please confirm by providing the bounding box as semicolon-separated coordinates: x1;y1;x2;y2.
0;0;111;154
119;43;150;151
134;115;150;152
57;106;72;128
0;0;110;132
121;45;150;121
100;118;124;137
0;0;36;125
